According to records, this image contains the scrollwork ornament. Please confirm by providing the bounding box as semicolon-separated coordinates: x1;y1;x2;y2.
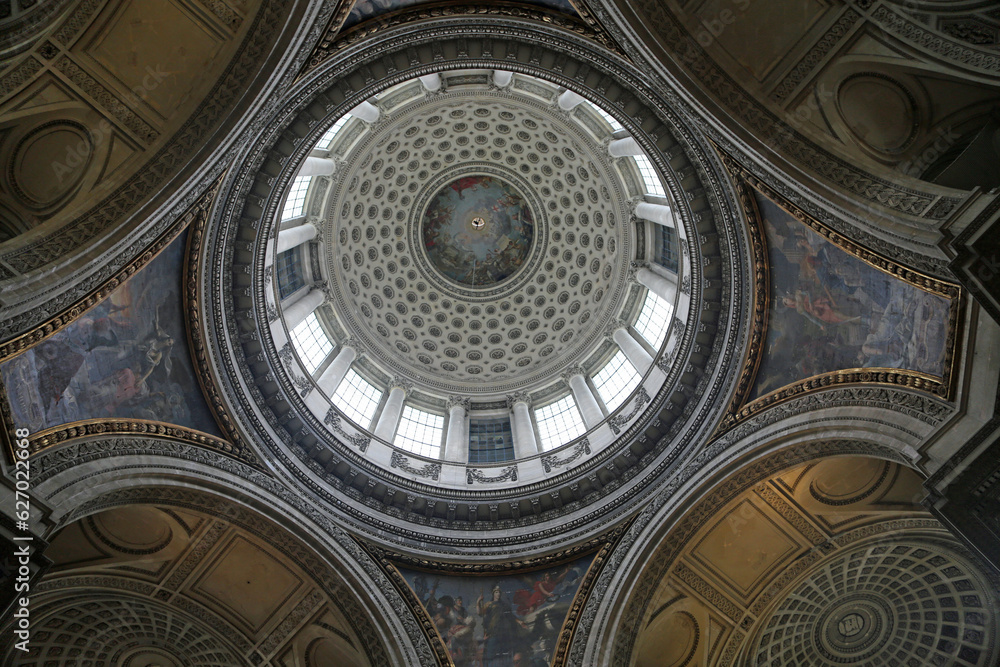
323;408;370;452
542;439;592;473
390;451;441;481
608;387;651;435
467;466;518;485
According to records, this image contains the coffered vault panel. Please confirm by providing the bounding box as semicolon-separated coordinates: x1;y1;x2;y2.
322;89;633;394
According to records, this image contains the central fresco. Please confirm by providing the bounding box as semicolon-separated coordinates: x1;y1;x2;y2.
422;175;534;287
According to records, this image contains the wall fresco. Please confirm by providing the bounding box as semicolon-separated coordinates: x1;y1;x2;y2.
1;231;220;436
750;191;952;401
398;552;595;666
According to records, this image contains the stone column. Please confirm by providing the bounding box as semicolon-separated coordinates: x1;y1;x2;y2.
276;223;317;254
608;137;642;157
443;397;470;463
298;157;336;177
317;344;357;395
373;379;409;443
566;367;603;428
557;89;585;111
493;70;513;87
507;392;539;459
636;266;677;303
419;73;442;92
635;202;674;227
614;328;653;374
282;288;324;327
350;101;380;123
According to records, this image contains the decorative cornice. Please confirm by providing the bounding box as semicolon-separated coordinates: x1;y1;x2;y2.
307;1;624;71
20;419;258;467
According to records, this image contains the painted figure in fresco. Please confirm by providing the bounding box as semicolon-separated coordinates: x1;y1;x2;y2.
512;567;570;616
446;596;477;666
478;585;531;667
748;194;952;401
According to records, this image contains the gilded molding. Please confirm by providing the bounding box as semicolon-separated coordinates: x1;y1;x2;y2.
307;0;623;71
0;176;210;361
25;418;259;467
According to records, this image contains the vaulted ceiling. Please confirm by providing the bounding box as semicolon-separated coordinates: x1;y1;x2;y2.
2;1;999;666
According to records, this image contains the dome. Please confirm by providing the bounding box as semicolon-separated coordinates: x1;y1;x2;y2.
203;34;741;556
314;72;642;397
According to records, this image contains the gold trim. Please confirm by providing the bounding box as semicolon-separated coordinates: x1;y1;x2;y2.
1;230;188;363
0;176;258;465
183;171;251;452
715;152;963;434
359;519;631;667
27;418;259;465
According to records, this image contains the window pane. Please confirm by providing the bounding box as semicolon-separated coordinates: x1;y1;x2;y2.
276;249;304;299
281;176;312;221
318;115;350;150
468;418;515;464
589;101;623;132
657;224;679;273
594;350;642;413
534;395;585;451
632;153;665;197
394;406;444;458
332;369;381;428
289;312;333;375
634;291;673;350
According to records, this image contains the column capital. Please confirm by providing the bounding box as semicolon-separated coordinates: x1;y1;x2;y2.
447;395;471;411
603;318;628;341
389;376;413;396
628;260;650;282
506;390;532;410
560;364;587;385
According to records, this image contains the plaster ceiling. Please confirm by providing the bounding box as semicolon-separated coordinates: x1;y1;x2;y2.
321;80;636;396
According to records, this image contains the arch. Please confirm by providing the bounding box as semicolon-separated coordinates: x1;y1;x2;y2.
572;435;945;665
22;435;431;666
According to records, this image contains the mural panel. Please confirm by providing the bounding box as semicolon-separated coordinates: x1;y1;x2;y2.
0;231;220;436
397;552;596;666
749;191;953;401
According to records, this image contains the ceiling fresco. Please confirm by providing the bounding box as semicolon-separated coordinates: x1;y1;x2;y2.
422;175;535;288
